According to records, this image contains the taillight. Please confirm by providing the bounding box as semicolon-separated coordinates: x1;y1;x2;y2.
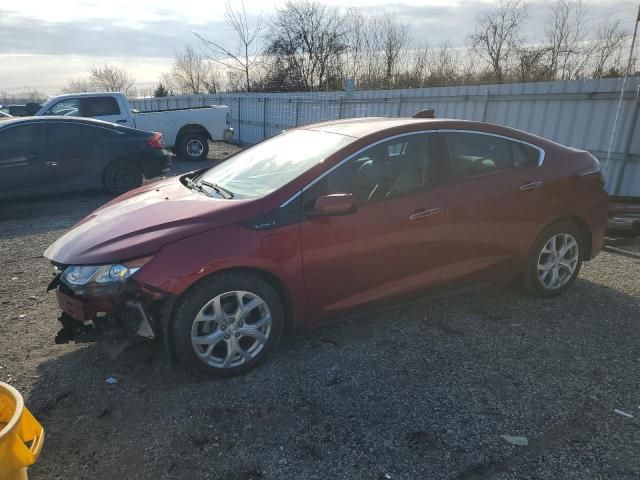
148;132;163;149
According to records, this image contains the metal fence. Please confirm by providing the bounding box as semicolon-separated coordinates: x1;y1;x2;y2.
130;77;640;197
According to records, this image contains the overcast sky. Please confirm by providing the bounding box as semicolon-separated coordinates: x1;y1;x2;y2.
0;0;636;95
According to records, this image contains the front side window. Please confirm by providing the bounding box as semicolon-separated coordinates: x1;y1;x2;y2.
197;129;355;199
81;97;120;117
43;99;80;117
443;132;541;182
307;133;433;205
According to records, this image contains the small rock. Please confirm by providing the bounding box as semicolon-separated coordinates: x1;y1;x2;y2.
500;435;528;446
105;376;118;385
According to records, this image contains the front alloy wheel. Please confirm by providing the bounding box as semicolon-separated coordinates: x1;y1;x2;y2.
172;273;283;377
191;291;272;369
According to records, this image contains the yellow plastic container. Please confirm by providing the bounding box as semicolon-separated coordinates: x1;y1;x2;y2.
0;382;44;480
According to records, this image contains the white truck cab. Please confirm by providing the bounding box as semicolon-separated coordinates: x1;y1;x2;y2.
37;92;233;160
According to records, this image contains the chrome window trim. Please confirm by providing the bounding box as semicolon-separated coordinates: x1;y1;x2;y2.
280;128;546;208
437;129;546;167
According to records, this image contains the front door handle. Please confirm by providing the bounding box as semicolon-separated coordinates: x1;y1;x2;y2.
520;181;544;191
409;208;441;220
116;119;128;124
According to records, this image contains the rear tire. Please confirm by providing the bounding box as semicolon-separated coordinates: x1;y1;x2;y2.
177;133;209;161
523;221;584;297
171;272;284;378
103;160;143;195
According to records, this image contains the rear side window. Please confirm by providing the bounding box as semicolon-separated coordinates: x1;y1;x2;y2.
511;142;541;168
47;123;102;145
0;124;43;150
81;97;120;117
443;132;541;182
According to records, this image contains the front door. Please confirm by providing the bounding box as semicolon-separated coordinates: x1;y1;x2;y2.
0;123;45;197
300;132;446;324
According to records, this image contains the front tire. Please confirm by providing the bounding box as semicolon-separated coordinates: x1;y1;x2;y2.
171;272;284;377
177;133;209;161
103;160;143;195
523;221;584;297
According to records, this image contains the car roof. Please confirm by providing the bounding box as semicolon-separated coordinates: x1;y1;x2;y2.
299;117;551;147
0;116;123;128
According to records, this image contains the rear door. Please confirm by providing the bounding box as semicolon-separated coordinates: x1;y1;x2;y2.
0;123;45;197
438;130;546;286
80;96;129;125
300;132;447;324
43;122;116;190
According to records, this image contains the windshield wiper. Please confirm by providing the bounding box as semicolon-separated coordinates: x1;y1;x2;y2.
185;176;213;197
198;180;234;199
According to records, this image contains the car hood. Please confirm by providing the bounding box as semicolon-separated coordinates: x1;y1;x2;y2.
44;176;260;265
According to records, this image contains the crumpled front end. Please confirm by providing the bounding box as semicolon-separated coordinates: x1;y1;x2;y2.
48;261;175;353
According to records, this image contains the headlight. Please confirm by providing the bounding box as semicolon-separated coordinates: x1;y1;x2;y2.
61;256;152;294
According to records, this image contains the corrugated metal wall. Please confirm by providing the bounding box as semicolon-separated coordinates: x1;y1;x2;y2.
130;77;640;197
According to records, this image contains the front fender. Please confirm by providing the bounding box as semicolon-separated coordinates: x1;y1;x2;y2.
133;223;306;327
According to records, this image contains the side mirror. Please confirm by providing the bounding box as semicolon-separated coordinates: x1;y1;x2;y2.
309;193;356;216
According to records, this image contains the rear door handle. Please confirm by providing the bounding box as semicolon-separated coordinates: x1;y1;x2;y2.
520;181;544;191
409;208;441;220
116;119;128;124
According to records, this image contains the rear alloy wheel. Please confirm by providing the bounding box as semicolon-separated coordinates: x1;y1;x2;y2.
178;133;209;161
524;222;583;297
103;160;143;195
172;273;283;377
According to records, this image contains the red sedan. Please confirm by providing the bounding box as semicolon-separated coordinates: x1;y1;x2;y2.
44;117;608;377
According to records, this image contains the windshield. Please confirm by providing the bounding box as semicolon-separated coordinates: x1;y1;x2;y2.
197;129;355;198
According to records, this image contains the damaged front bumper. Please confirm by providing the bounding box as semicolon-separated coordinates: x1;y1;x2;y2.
50;274;174;351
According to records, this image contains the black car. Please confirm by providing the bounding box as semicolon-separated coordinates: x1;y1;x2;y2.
0;116;171;199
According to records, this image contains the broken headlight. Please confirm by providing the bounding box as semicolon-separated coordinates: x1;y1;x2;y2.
60;256;152;295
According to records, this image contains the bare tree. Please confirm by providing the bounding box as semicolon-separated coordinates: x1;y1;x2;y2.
162;45;219;94
61;78;95;94
470;0;526;82
196;0;263;92
379;13;410;87
89;65;137;95
592;19;627;78
265;1;347;91
62;65;136;95
545;0;588;80
514;45;553;82
343;8;367;82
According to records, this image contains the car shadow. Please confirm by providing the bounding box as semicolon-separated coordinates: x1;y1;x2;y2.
25;277;640;479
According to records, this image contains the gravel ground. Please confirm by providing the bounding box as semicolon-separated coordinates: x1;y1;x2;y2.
1;144;639;480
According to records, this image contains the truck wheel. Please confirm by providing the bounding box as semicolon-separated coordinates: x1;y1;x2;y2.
103;160;143;195
177;133;209;161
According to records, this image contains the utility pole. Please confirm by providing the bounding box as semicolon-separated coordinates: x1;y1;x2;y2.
605;4;640;181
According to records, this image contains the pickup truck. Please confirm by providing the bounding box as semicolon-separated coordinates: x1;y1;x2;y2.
36;92;233;160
